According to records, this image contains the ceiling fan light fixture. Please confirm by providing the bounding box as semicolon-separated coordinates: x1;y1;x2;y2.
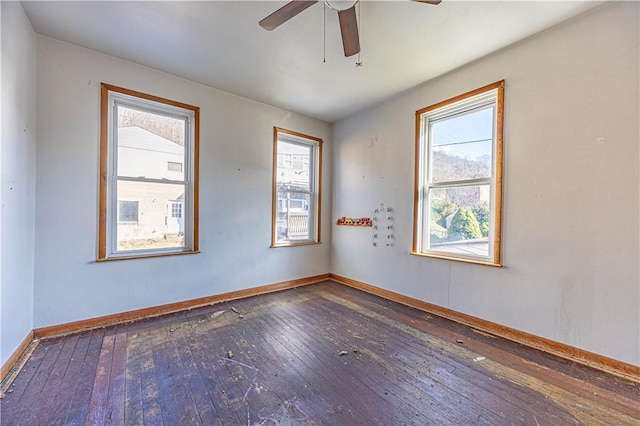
325;0;359;12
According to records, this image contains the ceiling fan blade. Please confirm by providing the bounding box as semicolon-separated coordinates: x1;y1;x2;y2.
259;1;318;31
338;6;360;57
412;0;442;4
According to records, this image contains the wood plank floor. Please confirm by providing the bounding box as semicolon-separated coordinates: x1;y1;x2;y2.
2;281;639;425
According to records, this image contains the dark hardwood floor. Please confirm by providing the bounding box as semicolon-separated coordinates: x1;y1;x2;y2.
2;281;639;425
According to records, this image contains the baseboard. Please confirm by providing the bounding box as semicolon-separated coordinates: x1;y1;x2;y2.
34;274;330;339
1;330;35;383
329;273;640;383
15;272;639;384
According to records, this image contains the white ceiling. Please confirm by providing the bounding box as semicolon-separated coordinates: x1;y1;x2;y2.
22;1;604;123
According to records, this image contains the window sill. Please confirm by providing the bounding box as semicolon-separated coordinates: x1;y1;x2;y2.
271;241;322;248
96;250;200;262
410;251;502;268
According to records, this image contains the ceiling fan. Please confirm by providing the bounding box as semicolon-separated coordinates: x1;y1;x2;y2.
259;0;442;57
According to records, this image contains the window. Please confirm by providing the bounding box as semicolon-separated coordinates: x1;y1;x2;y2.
168;161;183;173
99;83;199;260
118;201;139;222
171;202;182;218
413;81;504;266
272;127;322;246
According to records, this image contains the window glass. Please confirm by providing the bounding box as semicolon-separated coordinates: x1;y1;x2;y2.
115;180;185;252
430;106;494;183
117;107;185;180
427;185;491;258
277;141;311;191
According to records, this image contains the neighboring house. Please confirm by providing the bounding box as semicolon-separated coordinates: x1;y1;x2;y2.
117;126;185;243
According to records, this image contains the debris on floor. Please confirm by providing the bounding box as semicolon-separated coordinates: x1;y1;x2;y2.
339;350;348;356
227;351;234;359
474;356;486;362
456;339;464;344
211;310;226;319
259;398;313;424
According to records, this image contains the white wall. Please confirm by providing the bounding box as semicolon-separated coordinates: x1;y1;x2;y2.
1;2;37;366
34;37;332;328
332;2;639;365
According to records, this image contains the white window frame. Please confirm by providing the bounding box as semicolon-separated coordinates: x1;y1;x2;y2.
99;83;199;260
271;127;322;247
413;81;504;266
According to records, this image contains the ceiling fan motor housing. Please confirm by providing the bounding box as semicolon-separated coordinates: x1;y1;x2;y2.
325;0;359;12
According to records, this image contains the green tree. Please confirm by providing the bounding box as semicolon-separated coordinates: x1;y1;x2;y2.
448;207;481;240
472;201;490;238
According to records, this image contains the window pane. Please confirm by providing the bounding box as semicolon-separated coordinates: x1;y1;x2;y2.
117;106;185;180
277;141;310;191
171;202;182;218
276;192;312;242
430;106;493;183
116;180;186;251
167;161;183;173
118;201;139;222
428;185;491;258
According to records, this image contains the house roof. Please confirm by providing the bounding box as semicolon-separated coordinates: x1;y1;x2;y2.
118;126;183;155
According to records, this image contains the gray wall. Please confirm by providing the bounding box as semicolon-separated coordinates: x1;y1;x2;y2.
1;2;37;366
33;37;332;328
331;2;639;365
